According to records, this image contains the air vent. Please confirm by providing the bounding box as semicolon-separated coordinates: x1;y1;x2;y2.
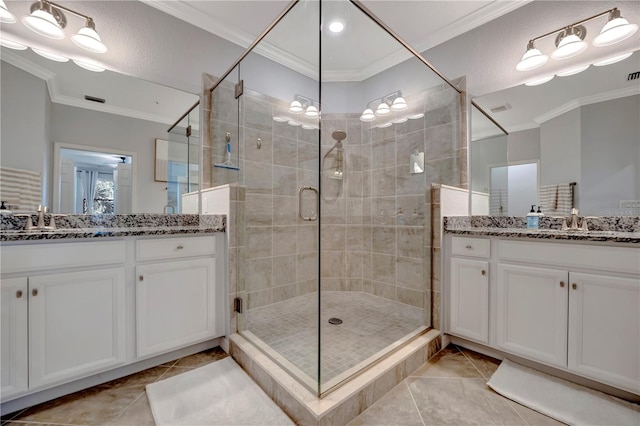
490;103;511;113
84;95;105;103
628;71;640;81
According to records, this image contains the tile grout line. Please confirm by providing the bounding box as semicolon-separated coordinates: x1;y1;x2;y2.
6;420;81;426
405;378;427;426
455;344;489;379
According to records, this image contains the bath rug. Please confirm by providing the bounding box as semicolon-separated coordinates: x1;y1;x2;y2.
146;356;294;425
487;358;640;425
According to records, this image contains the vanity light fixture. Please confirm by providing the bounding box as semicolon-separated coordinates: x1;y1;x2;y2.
304;105;319;118
288;100;303;114
0;38;28;50
375;102;391;116
516;8;637;71
391;96;408;111
359;108;375;122
0;0;16;23
19;1;107;52
360;91;413;124
593;9;638;47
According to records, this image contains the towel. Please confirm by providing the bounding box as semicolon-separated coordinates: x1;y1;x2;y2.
539;183;574;216
0;166;42;212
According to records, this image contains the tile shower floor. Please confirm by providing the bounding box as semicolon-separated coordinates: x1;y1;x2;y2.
244;291;425;384
0;345;565;425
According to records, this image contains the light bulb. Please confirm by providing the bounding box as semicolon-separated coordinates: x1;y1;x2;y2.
391;97;408;111
72;20;107;53
360;108;375;122
551;30;587;60
375;103;391;116
22;8;64;40
516;41;548;71
328;21;344;33
593;10;638;47
0;0;16;23
288;100;303;114
304;105;319;118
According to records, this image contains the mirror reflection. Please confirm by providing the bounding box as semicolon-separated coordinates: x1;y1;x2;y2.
472;49;640;217
0;47;199;214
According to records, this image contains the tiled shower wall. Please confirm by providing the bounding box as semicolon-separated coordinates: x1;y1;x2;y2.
207;77;465;329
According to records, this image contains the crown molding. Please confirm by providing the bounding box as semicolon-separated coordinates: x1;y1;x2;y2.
535;85;640;124
1;49;56;81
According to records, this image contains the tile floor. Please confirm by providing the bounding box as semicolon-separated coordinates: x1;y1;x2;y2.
1;344;565;426
245;291;425;383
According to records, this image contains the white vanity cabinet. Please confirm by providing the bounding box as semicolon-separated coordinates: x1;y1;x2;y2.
1;278;29;399
446;235;640;395
0;241;126;399
135;236;223;358
448;237;490;343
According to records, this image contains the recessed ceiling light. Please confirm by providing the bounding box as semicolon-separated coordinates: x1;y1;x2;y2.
328;20;344;33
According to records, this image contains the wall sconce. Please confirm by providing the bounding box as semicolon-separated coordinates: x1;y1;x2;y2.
516;7;637;71
2;0;107;53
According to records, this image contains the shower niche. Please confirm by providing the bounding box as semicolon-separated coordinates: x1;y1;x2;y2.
206;0;465;397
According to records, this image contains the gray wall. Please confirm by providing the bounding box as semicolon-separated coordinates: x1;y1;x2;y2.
580;95;640;215
1;62;51;205
540;108;581;187
51;104;170;213
508;127;540;164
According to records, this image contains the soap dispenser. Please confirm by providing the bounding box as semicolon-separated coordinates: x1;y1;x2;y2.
527;205;539;229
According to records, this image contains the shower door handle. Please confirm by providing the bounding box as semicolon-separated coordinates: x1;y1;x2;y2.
299;186;318;221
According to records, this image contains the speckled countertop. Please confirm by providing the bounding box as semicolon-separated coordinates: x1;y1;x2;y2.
0;214;225;242
444;216;640;244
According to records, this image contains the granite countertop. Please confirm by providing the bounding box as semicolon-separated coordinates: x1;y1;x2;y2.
0;214;226;242
446;227;640;244
444;216;640;244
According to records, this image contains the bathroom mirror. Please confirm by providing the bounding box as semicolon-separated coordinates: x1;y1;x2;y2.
472;49;640;217
0;47;199;214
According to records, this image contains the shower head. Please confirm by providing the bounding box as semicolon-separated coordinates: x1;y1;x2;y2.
331;130;347;142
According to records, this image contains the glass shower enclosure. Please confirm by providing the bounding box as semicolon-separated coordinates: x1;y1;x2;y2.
208;0;465;396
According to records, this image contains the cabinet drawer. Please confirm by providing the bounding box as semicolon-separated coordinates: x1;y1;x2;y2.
451;236;491;258
498;240;640;275
136;236;216;262
1;240;125;274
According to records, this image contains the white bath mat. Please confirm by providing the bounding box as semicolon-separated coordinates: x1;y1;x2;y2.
487;359;640;425
146;357;294;426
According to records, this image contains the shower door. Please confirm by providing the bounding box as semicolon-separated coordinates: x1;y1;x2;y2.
230;0;322;393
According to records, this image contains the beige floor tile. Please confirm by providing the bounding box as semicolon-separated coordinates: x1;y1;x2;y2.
170;346;228;369
507;400;566;426
3;422;63;426
13;366;170;425
411;345;482;378
408;377;526;425
347;382;423;426
109;394;155;426
457;345;502;379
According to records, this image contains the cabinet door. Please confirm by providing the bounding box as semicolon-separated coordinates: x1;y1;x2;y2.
449;258;489;343
1;277;28;400
496;264;568;367
29;268;126;389
136;258;217;358
568;272;640;394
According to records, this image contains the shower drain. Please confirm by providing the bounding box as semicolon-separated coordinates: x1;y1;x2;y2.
328;318;343;325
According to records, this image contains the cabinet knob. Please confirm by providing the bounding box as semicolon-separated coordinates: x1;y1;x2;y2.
481;270;486;276
177;245;184;250
572;283;577;290
560;281;565;288
32;289;38;297
16;290;23;298
465;245;473;249
139;275;144;282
